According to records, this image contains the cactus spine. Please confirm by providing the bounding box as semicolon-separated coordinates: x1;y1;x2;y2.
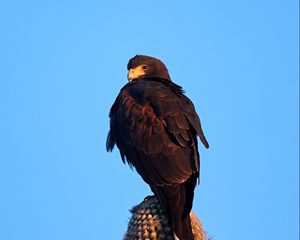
124;196;206;240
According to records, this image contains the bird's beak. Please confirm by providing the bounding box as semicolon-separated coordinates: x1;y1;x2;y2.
127;66;146;81
127;69;136;81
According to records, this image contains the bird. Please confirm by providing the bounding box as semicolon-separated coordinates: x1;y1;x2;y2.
106;55;209;240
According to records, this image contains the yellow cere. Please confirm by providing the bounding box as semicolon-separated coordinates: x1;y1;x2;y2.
127;65;146;81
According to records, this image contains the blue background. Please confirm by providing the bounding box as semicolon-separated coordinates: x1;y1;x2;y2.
0;1;298;239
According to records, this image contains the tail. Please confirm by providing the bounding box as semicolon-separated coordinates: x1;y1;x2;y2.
151;175;197;240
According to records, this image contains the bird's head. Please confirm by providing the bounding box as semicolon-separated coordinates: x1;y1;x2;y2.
127;55;171;82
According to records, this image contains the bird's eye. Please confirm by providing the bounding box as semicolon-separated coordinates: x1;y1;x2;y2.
142;65;148;70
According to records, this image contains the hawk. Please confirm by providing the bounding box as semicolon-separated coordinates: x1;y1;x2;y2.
107;55;209;240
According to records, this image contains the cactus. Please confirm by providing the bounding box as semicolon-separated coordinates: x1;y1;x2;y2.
124;196;206;240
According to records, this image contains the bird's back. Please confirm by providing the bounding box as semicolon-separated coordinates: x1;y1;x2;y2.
107;77;208;186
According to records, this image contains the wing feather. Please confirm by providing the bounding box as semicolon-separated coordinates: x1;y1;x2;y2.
106;78;208;186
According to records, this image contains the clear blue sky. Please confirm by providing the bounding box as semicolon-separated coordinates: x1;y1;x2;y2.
0;1;298;239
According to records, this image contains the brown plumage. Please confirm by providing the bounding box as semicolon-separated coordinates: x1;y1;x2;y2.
107;55;209;240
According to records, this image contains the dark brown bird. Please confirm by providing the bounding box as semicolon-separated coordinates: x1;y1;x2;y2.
106;55;209;240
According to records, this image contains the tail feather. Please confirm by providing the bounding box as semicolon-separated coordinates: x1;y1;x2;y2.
151;175;197;240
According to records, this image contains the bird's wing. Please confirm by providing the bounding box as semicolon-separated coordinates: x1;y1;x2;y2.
179;94;209;149
106;79;208;186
